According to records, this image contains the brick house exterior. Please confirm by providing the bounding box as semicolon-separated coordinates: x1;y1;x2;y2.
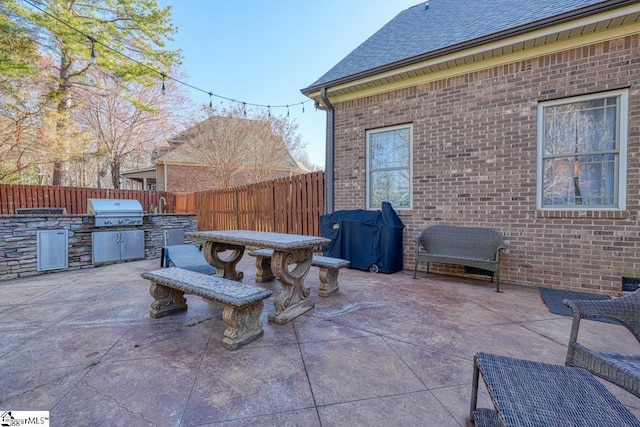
160;164;219;193
155;162;304;193
302;0;640;294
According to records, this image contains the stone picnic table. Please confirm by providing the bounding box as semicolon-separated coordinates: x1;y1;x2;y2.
186;230;330;324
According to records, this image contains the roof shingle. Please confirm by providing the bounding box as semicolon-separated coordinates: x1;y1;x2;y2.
304;0;609;91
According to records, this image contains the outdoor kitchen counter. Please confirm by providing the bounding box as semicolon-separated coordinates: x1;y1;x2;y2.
0;213;197;280
187;230;330;324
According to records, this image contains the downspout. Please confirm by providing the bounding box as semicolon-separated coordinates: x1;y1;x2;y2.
163;162;168;191
319;87;335;214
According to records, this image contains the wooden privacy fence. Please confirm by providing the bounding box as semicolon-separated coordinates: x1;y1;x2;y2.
0;185;168;214
175;171;325;236
0;171;325;236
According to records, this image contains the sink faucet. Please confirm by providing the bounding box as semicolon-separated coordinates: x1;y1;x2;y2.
158;197;167;214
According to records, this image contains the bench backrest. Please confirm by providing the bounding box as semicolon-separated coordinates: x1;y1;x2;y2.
416;225;505;261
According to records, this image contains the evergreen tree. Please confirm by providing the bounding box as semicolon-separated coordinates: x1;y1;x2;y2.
7;0;181;185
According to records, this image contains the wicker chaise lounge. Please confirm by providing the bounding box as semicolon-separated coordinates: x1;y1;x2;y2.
563;290;640;398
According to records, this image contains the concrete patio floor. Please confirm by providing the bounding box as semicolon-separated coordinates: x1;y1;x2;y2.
1;255;639;426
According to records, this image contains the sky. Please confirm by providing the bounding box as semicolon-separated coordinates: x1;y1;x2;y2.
157;1;423;168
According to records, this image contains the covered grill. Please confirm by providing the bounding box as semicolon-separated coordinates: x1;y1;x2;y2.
88;198;144;227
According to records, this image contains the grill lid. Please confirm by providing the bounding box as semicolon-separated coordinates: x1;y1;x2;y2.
88;199;144;227
88;198;143;215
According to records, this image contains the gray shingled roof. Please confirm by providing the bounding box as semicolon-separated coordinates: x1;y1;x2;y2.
303;0;610;92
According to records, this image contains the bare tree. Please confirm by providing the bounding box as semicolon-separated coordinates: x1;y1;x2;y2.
295;151;322;172
242;111;296;184
8;0;181;186
0;61;60;183
181;107;254;188
75;69;188;188
180;106;307;189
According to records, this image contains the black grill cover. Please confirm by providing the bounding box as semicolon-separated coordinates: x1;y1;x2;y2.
320;202;404;273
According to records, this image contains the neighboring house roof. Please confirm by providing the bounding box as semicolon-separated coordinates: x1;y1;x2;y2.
155;116;309;173
302;0;636;96
120;166;156;177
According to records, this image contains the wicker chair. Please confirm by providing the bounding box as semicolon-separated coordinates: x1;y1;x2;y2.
563;290;640;398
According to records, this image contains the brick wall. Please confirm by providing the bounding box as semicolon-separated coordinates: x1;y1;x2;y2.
165;164;300;192
331;34;640;294
166;164;219;192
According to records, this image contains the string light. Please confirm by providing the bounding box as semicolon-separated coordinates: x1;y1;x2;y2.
21;0;312;118
87;35;97;65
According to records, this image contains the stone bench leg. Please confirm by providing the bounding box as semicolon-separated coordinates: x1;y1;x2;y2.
222;301;265;351
149;282;187;318
254;256;275;282
318;267;340;297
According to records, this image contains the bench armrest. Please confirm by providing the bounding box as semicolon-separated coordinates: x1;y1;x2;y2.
564;291;640;343
564;296;638;321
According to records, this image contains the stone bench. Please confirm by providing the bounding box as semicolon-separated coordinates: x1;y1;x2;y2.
141;267;272;351
247;249;350;297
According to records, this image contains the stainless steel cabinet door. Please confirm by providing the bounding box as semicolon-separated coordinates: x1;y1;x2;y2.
120;230;145;260
37;229;69;271
92;231;121;264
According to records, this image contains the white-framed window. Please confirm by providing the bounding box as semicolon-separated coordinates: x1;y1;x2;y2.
366;124;412;210
537;89;628;210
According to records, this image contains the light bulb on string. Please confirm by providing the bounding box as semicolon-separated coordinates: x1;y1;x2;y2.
88;35;97;65
209;92;213;108
243;102;247;117
17;0;313;119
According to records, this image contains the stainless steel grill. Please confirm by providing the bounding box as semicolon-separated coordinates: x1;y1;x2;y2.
87;198;144;227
